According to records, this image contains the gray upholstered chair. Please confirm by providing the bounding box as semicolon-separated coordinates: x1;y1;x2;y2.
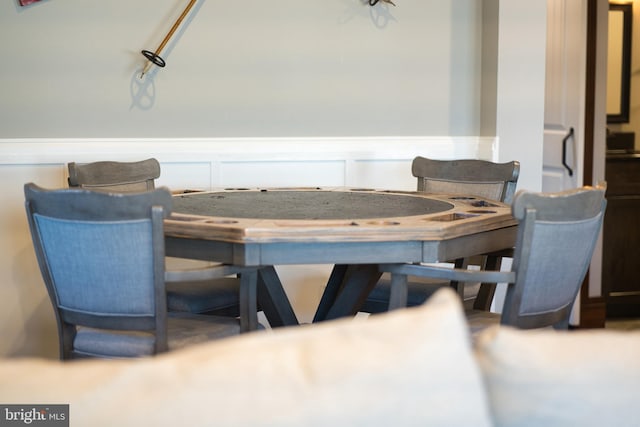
379;184;607;333
67;158;249;318
67;158;160;193
24;183;260;359
361;156;520;314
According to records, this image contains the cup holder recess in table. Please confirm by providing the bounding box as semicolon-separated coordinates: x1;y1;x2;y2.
428;212;479;222
174;189;204;194
366;220;401;226
265;187;322;191
448;197;499;208
204;219;239;224
467;210;497;214
167;215;239;224
470;200;499;208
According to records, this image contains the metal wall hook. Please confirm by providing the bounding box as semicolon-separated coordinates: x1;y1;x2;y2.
369;0;396;6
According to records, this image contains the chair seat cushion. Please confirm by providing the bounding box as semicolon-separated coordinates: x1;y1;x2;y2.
167;312;242;350
73;313;241;358
74;328;155;358
166;277;240;314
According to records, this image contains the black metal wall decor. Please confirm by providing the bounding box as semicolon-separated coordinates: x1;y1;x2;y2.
140;0;199;79
369;0;396;6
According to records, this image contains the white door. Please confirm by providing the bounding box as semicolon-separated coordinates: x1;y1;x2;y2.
543;0;588;192
543;0;589;325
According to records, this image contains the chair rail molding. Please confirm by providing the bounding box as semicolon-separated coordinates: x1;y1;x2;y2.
1;136;498;189
0;136;497;163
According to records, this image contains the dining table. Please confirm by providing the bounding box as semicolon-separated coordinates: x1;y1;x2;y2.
164;187;518;328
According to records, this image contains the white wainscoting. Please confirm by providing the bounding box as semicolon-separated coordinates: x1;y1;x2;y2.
1;136;497;187
0;136;497;358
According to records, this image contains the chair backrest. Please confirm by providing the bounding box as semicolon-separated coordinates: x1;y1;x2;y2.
24;183;173;358
67;158;161;193
502;184;607;329
412;157;520;204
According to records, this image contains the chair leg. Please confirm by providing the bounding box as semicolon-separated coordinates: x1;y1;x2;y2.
61;322;76;360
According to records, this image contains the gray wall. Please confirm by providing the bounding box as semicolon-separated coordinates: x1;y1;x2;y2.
0;0;554;358
0;0;482;138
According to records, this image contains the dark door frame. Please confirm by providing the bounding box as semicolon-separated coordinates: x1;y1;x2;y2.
579;0;607;328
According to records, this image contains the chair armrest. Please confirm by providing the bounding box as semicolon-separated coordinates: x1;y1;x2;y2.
378;263;515;284
165;264;251;282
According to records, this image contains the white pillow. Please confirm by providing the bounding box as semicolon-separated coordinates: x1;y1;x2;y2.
476;326;640;427
0;288;492;427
